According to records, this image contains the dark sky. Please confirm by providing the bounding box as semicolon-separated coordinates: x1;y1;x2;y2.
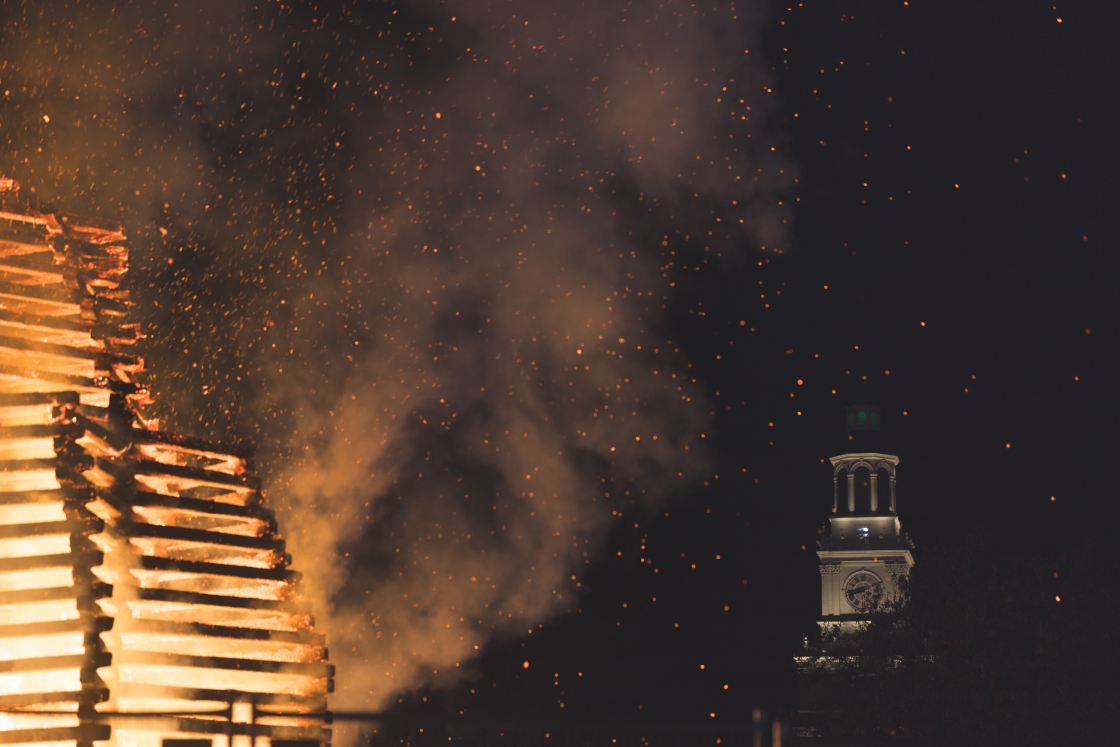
468;1;1120;733
2;0;1118;743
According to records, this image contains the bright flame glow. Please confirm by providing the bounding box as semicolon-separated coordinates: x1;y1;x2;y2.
0;632;85;661
119;633;324;663
124;600;310;631
0;469;62;493
109;698;229;713
0;597;80;625
0;667;82;697
128;570;290;600
0;346;95;377
132;475;256;505
134;444;246;476
0;533;72;560
0;712;81;731
126;538;282;569
0;565;75;592
0;319;105;348
117;665;326;696
131;506;268;537
0;436;57;461
0;208;331;747
0;403;54;426
254;716;323;727
0;500;67;527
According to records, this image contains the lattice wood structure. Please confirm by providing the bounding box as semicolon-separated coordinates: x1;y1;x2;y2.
0;194;331;747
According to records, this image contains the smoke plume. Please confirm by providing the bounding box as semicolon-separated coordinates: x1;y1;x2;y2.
0;0;792;709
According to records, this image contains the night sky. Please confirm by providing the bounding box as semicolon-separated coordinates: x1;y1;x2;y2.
2;0;1118;743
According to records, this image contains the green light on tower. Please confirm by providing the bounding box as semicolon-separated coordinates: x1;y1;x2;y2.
846;405;881;431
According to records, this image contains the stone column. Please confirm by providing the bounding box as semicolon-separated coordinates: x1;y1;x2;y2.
847;473;855;512
890;475;897;513
870;472;879;512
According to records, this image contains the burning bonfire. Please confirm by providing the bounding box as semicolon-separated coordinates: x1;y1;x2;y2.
0;183;332;747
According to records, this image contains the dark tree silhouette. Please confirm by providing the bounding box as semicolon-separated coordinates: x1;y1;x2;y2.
797;540;1120;746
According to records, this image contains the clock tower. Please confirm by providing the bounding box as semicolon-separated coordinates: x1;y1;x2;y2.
815;407;914;633
794;409;916;738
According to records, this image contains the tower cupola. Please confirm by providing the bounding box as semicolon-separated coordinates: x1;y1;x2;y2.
815;453;914;626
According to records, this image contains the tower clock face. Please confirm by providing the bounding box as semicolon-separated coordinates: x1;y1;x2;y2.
844;571;882;611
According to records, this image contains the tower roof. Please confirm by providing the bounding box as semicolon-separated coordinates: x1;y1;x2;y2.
829;452;899;471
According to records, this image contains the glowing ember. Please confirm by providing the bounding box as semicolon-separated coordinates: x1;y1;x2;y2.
0;192;331;747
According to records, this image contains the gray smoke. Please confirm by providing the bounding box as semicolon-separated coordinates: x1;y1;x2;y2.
0;0;792;711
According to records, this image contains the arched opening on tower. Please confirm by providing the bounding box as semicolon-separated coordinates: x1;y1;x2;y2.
876;467;892;513
853;467;872;512
834;467;850;512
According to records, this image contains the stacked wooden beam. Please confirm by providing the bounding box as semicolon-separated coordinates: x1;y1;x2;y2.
0;195;332;747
